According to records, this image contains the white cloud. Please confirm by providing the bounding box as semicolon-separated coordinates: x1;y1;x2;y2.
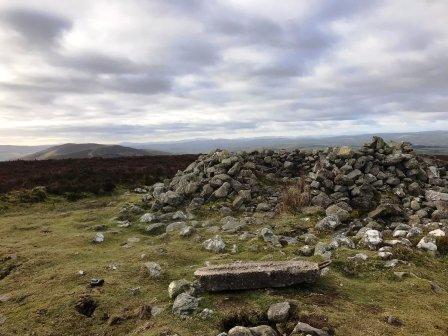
0;0;447;145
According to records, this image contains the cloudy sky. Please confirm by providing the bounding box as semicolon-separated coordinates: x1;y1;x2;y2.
0;0;447;145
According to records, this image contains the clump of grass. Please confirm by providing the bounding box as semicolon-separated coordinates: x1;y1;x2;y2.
391;245;415;261
278;178;310;213
8;186;48;204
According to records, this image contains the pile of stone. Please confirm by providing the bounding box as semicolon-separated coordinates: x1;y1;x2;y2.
220;301;332;336
118;136;448;255
140;147;307;214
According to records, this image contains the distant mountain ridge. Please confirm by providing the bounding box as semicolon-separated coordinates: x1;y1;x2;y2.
2;130;448;161
122;130;448;154
21;143;167;160
0;145;50;161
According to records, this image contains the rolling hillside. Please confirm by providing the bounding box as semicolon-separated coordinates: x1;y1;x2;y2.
21;143;167;160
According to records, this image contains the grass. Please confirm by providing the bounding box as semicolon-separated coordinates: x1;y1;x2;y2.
0;193;447;335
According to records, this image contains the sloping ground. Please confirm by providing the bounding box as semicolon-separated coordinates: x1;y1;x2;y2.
0;195;447;336
21;143;167;160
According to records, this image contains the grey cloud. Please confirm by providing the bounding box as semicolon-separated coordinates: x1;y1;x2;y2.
0;8;71;48
58;53;142;75
1;0;448;144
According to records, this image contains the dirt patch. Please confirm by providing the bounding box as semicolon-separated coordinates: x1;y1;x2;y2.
306;291;341;306
362;303;384;315
74;295;98;317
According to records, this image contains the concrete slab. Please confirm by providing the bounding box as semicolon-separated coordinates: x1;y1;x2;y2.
194;260;322;292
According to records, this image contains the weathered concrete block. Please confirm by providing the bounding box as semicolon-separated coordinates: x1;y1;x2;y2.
194;260;321;292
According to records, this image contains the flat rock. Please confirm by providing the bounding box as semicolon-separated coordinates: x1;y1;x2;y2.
194;260;320;292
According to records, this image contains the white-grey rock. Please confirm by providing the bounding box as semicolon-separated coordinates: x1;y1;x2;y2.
203;235;226;253
144;262;162;278
92;232;104;243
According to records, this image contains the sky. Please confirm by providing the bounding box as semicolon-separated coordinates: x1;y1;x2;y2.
0;0;448;145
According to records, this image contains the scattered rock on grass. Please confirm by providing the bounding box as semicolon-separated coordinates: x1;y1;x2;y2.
172;293;198;316
144;262;162;278
267;301;290;322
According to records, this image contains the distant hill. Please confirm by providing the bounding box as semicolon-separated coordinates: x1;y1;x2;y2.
122;130;448;154
0;145;50;161
21;143;167;160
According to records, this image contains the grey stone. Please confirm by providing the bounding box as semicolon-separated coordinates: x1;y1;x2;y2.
249;325;277;336
203;235;226;253
315;215;341;231
267;301;290;322
195;260;321;292
144;262;162;278
172;293;198;316
291;321;330;336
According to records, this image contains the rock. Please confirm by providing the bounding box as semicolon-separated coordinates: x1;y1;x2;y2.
179;226;195;237
291;321;330;336
363;229;382;249
259;227;281;246
172;210;187;220
166;221;187;233
213;182;231;198
144;262;162;278
384;259;399;268
267;301;290;322
172;293;198;316
160;191;183;206
139;213;157;223
428;229;446;237
315;215;341;231
89;278;104;287
314;242;332;259
425;190;448;202
228;326;252;336
311;193;333;208
325;204;350;222
221;217;245;233
145;222;167;235
386;315;403;327
194;260;321;292
348;253;368;262
256;203;271;212
249;325;277;336
417;236;437;252
297;245;314;256
92;232;104;243
203;235;226;253
198;308;214;320
168;279;192;299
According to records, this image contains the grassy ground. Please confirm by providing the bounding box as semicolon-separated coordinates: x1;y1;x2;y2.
0;194;447;336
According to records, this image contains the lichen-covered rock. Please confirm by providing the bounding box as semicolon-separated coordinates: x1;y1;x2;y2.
267;301;290;322
315;215;341;231
203;235;226;253
172;293;198;316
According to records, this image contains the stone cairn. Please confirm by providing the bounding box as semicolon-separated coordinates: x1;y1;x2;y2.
114;136;448;333
119;135;448;255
